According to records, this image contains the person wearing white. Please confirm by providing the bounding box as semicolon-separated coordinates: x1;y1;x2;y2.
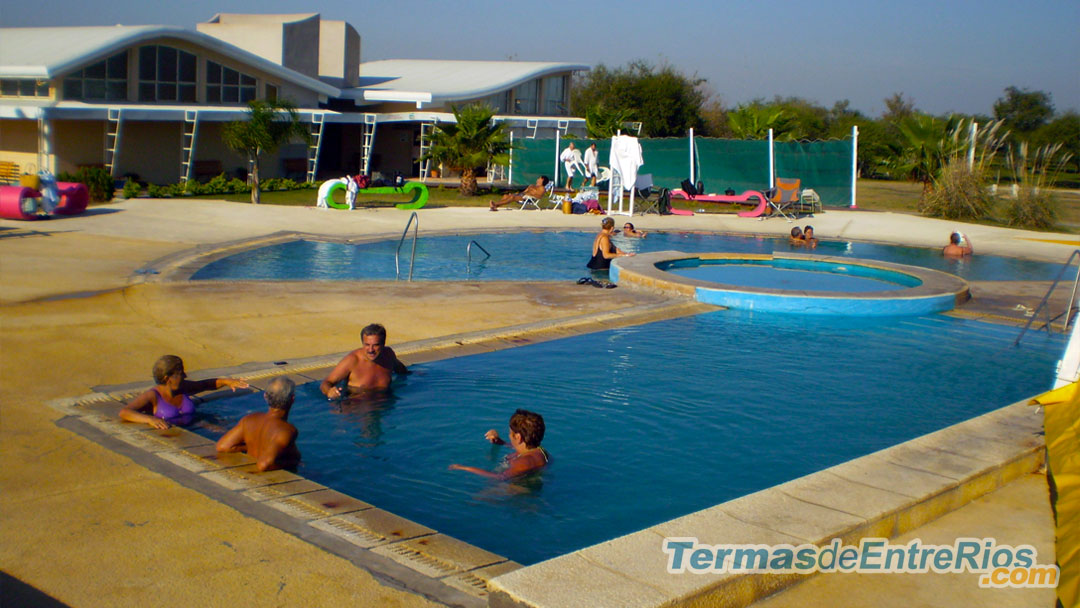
583;144;599;187
560;142;578;190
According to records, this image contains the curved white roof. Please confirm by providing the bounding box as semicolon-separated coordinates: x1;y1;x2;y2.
0;26;338;97
350;59;588;105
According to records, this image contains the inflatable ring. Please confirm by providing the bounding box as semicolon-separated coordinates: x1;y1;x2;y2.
317;178;349;209
0;185;43;220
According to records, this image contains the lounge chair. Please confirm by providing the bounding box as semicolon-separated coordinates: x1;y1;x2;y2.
519;181;553;210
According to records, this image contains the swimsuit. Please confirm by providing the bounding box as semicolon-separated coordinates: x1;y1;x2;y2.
154;390;195;426
586;239;616;270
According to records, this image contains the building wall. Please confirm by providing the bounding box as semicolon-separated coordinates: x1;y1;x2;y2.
51;120;106;175
198;14;321;81
319;21;360;87
281;17;320;80
0;119;40;174
369;123;417;178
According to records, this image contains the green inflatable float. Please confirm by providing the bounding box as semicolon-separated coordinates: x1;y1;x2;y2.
320;179;429;210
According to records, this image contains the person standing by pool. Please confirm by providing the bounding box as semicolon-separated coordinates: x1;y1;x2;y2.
943;231;973;257
583;143;599;187
119;355;249;429
449;409;549;480
587;217;634;271
560;142;578;190
216;377;300;472
489;176;549;211
321;323;409;398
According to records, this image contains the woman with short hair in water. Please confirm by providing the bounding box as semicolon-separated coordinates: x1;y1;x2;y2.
119;355;249;429
587;217;634;271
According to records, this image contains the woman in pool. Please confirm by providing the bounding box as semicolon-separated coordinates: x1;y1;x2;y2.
119;355;249;429
587;217;634;271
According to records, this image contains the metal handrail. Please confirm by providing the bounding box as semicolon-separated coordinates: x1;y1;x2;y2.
395;212;419;281
466;240;490;265
1015;249;1080;346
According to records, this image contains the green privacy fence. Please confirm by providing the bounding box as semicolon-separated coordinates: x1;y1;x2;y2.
510;135;855;207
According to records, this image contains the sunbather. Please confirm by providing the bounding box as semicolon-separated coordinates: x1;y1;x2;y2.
489;176;550;211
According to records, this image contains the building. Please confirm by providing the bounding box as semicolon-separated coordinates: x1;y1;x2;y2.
0;13;587;185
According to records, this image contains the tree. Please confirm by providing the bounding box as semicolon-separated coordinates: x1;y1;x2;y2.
421;103;512;197
993;86;1054;135
726;104;789;139
584;105;635;138
221;100;309;204
882;92;916;123
571;61;706;137
1036;111;1080;173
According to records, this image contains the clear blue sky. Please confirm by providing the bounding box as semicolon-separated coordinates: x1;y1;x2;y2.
6;0;1078;117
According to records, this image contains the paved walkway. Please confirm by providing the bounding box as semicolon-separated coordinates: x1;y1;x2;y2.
1;199;1075;607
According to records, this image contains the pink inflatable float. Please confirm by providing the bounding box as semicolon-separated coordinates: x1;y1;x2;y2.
54;182;89;215
0;185;43;220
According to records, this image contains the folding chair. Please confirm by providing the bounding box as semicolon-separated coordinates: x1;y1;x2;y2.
519;181;553;210
633;174;663;215
764;177;800;221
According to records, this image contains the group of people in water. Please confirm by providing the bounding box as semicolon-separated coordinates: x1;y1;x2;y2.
119;324;550;479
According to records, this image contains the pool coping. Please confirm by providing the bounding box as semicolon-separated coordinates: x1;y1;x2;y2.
612;251;972;316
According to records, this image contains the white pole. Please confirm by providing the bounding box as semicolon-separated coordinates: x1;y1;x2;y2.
554;131;561;187
689;128;695;184
508;131;514;186
768;128;775;189
968;121;978;170
850;125;859;209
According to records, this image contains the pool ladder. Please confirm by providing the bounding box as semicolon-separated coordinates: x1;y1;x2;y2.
395;212;418;281
466;240;490;265
1014;249;1080;346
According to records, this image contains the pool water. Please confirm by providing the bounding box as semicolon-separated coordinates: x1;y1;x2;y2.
197;310;1063;565
189;231;1064;283
663;258;923;292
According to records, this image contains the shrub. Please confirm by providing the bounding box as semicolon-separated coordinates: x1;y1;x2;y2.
146;183;164;198
227;178;251;194
917;160;994;220
122;179;141;199
57;167;115;202
1003;190;1057;229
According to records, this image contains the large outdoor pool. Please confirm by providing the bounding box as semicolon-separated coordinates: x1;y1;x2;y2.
197;310;1063;565
190;231;1064;283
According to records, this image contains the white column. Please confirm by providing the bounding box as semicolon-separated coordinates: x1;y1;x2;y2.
689;128;695;184
968;122;978;170
508;131;514;186
850;125;859;209
554;131;561;186
768;128;775;189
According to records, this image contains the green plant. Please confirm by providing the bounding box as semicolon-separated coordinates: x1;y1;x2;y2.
122;178;141;199
1002;142;1072;229
146;183;164;198
726;104;788;140
227;178;251;194
585;105;635;138
917;160;994;219
221;99;310;204
59;166;115;202
421;103;512;196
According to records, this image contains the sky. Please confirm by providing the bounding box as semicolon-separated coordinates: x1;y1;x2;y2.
5;0;1079;117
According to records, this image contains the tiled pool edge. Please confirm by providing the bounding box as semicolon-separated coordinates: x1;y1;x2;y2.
486;400;1045;608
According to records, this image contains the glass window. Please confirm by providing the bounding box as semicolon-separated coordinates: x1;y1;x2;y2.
512;79;538;115
543;75;567;115
137;45;196;102
206;61;257;105
60;51;127;100
1;80;19;96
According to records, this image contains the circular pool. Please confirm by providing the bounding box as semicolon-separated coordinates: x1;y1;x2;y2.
613;252;970;316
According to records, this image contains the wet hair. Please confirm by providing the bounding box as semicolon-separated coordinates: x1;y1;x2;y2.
790;227;803;238
539;175;550;186
602;217;615;230
950;232;961;245
361;323;387;345
152;355;184;385
804;225;814;234
624;222;635;230
510;409;545;448
265;377;295;411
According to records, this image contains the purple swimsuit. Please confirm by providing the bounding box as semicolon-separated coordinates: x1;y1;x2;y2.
154;391;195;426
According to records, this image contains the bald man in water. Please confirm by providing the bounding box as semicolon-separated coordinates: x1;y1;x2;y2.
216;377;300;471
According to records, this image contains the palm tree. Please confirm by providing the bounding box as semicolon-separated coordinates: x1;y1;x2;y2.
221;100;310;204
421;104;512;196
726;104;788;139
585;105;635;138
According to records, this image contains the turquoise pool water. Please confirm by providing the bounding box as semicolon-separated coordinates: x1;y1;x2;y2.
662;257;923;292
197;310;1063;565
189;231;1064;282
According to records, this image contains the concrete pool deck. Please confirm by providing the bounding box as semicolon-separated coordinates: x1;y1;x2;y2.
1;198;1077;607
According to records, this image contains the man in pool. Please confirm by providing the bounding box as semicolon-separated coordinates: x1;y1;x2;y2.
216;377;300;472
449;409;549;480
489;176;550;211
321;323;409;398
943;231;973;257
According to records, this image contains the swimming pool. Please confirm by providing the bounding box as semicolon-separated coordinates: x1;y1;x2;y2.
197;310;1063;566
661;257;923;292
189;231;1064;283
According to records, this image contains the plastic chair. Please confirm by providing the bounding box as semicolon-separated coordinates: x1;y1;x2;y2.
519;181;553;210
